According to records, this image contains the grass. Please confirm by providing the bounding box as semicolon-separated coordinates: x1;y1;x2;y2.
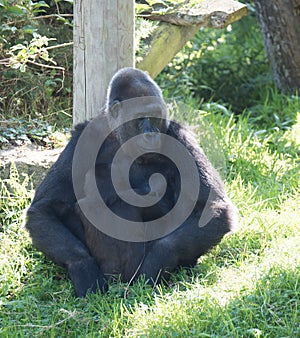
1;7;299;335
1;101;299;337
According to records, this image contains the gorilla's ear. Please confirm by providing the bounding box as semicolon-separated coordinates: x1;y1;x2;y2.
109;100;121;119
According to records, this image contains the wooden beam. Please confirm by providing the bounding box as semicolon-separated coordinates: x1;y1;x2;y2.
137;23;200;79
137;0;248;78
73;0;135;124
139;0;248;28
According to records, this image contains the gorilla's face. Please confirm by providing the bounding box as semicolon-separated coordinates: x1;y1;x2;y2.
135;116;166;151
109;101;168;158
106;68;169;158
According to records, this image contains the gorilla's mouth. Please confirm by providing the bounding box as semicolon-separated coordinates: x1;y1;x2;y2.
139;132;161;151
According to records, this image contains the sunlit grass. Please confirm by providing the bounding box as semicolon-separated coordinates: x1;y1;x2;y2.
0;109;299;337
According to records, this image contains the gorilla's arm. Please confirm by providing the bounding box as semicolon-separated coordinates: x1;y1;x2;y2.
26;123;107;297
27;203;106;296
136;121;238;282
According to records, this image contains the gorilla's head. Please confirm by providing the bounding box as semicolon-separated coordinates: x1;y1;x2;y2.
106;68;169;157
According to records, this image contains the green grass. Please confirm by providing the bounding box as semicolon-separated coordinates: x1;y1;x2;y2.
1;107;299;337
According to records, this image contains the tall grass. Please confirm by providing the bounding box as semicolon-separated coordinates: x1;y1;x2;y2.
1;104;299;337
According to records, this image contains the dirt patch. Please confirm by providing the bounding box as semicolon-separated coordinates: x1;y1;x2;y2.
0;145;63;187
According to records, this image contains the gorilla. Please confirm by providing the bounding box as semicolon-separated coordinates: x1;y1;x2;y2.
26;68;238;297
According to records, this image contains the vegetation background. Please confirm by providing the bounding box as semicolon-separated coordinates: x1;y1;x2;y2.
0;1;299;337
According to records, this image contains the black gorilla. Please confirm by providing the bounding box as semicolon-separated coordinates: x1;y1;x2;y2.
26;68;238;297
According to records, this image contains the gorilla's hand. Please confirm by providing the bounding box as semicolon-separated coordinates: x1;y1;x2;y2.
67;257;108;297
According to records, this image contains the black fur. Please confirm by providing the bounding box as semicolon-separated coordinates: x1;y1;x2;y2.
26;68;238;297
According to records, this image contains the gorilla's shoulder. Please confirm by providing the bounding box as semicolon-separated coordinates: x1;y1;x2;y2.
167;120;200;151
167;120;224;188
71;114;108;142
72;121;89;134
72;121;89;136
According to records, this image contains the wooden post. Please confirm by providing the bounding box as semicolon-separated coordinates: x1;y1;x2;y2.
73;0;135;125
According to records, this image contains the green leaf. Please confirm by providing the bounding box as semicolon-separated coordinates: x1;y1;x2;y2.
147;0;167;7
135;4;152;14
60;0;73;3
5;6;26;16
0;135;9;143
32;1;50;8
22;26;38;34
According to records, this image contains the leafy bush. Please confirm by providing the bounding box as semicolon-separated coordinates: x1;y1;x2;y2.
0;117;69;147
0;0;73;126
156;8;271;112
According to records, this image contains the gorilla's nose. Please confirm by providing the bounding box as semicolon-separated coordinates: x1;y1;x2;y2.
142;118;159;133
